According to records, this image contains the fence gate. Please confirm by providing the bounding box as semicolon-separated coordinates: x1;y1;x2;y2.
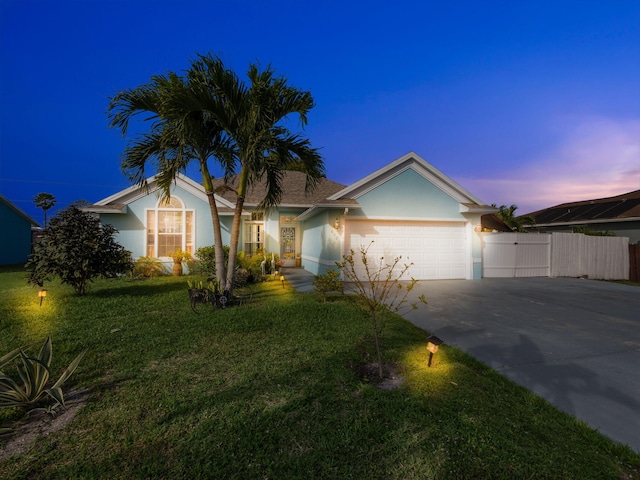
482;233;551;278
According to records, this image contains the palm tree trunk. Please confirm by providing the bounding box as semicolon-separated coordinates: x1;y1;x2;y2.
225;166;249;296
200;164;227;290
225;195;244;296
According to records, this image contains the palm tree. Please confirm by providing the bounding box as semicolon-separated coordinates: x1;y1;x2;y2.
494;204;536;232
185;54;325;292
108;54;324;293
34;192;56;227
107;71;233;286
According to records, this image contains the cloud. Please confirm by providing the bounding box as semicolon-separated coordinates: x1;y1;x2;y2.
456;116;640;213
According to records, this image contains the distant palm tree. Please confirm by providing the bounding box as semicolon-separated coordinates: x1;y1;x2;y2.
493;204;535;232
108;71;232;286
34;192;56;227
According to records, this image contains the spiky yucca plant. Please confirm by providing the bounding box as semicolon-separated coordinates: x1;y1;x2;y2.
0;336;86;412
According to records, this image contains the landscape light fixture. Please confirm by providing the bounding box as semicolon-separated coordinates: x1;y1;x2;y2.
280;275;285;288
38;289;47;306
426;335;443;367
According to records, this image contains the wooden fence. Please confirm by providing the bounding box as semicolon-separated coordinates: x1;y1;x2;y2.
482;232;630;280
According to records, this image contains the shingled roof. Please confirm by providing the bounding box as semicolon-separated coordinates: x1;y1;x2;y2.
527;189;640;225
210;170;352;207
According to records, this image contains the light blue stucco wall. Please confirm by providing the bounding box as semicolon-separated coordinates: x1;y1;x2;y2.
300;209;343;275
353;169;461;219
1;202;33;265
99;185;230;258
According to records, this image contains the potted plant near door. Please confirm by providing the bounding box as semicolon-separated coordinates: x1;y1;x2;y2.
170;249;191;276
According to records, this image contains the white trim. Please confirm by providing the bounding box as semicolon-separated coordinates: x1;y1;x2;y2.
327;152;488;206
95;173;234;209
347;215;468;223
144;201;196;258
460;204;498;214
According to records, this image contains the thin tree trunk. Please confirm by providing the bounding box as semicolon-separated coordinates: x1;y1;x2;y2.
201;164;226;290
225;194;244;296
373;312;384;378
225;165;249;297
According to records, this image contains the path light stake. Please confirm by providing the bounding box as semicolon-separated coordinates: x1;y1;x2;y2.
426;335;443;367
38;288;47;306
280;275;285;288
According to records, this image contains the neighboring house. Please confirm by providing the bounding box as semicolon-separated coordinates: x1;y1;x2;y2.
525;189;640;244
84;152;496;280
0;193;40;265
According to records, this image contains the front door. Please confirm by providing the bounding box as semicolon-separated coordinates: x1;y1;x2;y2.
280;225;297;267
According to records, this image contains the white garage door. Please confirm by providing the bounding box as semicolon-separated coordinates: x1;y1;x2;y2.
344;220;467;280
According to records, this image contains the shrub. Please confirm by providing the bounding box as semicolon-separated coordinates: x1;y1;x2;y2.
0;337;86;413
191;245;229;277
313;269;344;303
25;206;133;295
132;257;167;278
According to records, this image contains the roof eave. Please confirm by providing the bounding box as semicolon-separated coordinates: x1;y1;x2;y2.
295;203;362;222
460;204;498;214
80;204;128;214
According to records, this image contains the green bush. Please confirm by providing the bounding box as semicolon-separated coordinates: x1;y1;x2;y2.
191;245;229;277
237;250;280;276
313;269;344;303
0;337;86;413
26;206;133;295
132;256;168;278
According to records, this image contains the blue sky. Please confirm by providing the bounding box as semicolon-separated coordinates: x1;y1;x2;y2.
1;0;639;225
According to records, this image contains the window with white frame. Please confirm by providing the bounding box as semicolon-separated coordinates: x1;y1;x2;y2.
243;211;264;256
146;197;194;257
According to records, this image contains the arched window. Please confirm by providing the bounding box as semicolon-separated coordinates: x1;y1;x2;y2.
146;197;194;257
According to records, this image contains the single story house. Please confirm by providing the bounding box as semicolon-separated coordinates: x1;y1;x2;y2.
0;193;40;265
84;152;497;280
525;189;640;244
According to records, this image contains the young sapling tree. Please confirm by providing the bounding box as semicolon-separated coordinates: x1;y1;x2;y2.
336;242;427;378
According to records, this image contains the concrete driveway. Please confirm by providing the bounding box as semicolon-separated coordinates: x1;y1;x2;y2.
403;277;640;452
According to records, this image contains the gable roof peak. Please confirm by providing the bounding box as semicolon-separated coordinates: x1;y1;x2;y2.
328;151;489;206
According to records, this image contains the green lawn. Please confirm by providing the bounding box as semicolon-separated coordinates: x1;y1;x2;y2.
1;265;639;479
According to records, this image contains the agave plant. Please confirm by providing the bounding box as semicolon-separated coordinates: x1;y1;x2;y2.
0;336;86;412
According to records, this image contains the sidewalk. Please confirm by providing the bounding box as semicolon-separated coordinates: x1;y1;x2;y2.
280;267;315;293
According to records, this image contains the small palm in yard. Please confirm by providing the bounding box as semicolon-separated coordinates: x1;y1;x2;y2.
0;337;86;414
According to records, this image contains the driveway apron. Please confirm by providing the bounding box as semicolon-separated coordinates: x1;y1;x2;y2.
403;277;640;453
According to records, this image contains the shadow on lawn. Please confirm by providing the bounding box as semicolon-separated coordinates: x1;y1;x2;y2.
89;279;186;298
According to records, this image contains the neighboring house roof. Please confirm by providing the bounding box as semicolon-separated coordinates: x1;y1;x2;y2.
526;189;640;226
0;193;40;227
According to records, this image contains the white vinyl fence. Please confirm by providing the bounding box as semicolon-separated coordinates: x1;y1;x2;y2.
550;233;629;280
482;232;629;280
482;233;551;278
